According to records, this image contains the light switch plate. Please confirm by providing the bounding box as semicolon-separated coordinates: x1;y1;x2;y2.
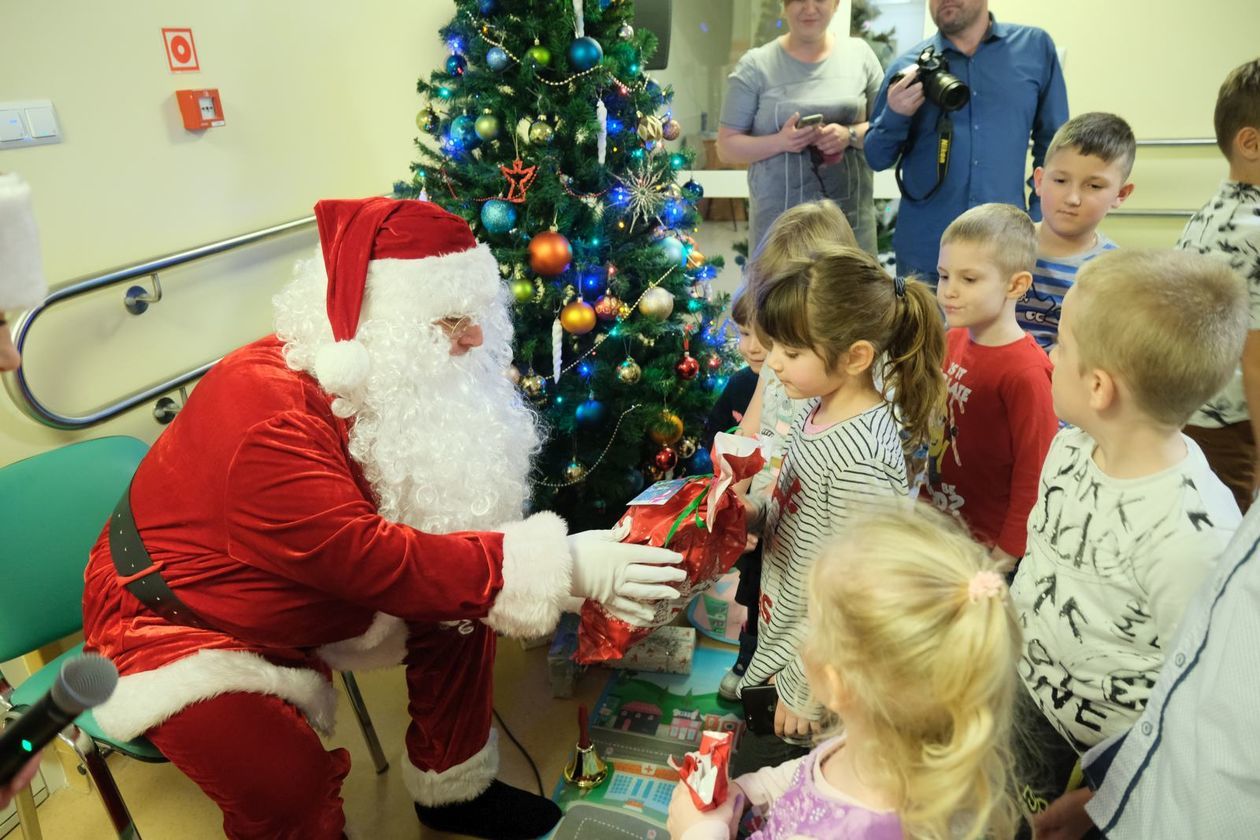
0;99;62;148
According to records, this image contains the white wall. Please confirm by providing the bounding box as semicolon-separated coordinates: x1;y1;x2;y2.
0;0;456;463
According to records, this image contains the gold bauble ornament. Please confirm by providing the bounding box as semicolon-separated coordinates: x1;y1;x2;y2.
662;119;682;141
678;436;698;459
648;410;685;445
528;119;555;146
617;357;642;384
686;249;707;270
563;460;588;482
637;115;664;143
638;286;675;321
511;278;535;302
560;300;598;335
521;373;546;399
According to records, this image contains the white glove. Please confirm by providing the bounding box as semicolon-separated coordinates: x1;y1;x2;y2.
568;521;687;625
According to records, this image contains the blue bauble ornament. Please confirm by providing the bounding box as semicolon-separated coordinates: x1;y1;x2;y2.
688;449;713;474
450;114;481;148
658;236;687;266
445;54;468;77
575;398;608;428
681;179;704;201
623;468;646;497
480;200;517;234
567;36;604;72
477;0;496;14
486;47;510;72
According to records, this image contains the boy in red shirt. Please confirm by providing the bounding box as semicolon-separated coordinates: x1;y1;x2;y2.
926;203;1058;568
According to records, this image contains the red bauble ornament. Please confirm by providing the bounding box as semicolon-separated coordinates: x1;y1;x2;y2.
594;294;622;321
654;446;678;470
675;352;700;380
529;230;573;276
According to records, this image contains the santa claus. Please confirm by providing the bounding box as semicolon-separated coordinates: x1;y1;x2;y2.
81;197;684;839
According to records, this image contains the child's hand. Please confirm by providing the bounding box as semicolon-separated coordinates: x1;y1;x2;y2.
667;782;746;839
774;696;821;741
1033;787;1095;840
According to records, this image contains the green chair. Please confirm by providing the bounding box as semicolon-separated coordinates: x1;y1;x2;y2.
0;436;389;840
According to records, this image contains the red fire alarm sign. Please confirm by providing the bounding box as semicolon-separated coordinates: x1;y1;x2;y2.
176;89;225;130
163;28;200;72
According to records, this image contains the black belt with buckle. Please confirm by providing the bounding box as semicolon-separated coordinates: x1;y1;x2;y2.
109;485;216;632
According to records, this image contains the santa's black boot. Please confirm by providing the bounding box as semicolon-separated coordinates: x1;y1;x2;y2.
414;780;562;839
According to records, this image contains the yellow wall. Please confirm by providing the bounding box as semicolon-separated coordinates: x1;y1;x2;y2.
0;0;455;463
995;0;1258;248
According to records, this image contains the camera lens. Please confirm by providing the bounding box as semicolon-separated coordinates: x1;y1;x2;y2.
925;71;970;112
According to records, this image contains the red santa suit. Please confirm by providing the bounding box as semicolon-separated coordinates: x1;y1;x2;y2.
81;199;577;839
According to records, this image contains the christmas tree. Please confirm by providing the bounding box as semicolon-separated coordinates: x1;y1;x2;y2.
397;0;730;529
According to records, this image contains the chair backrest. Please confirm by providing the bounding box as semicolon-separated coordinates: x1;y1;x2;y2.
0;436;148;663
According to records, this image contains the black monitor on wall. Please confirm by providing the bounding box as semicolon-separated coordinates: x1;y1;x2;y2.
633;0;673;70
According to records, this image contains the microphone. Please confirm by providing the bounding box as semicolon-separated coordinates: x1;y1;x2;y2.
0;654;118;784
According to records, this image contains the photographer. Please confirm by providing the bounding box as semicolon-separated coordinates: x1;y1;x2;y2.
865;0;1068;284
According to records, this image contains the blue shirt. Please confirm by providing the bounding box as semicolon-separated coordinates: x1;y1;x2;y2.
865;16;1069;280
1017;232;1117;350
1082;502;1260;839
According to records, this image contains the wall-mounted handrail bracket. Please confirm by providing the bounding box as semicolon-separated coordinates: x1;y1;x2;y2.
124;274;163;315
153;386;189;425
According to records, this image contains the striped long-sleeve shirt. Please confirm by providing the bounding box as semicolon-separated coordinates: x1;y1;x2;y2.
739;401;909;719
1015;232;1117;351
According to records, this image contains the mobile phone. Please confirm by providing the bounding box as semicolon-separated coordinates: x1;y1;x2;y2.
796;113;824;128
741;683;779;736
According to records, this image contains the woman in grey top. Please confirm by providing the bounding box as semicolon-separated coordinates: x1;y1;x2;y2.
719;0;883;255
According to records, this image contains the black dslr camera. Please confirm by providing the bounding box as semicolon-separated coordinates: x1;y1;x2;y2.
892;47;970;112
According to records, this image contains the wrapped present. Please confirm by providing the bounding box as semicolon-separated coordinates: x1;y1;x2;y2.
668;730;733;811
577;433;763;664
605;625;695;675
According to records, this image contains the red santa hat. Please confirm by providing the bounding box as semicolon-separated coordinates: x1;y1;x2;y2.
312;196;495;394
0;173;48;313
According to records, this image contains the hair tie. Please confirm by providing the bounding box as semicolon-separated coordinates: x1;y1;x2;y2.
892;275;907;299
967;570;1005;603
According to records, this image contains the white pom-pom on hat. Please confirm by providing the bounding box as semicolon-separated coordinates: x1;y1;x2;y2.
314;339;371;394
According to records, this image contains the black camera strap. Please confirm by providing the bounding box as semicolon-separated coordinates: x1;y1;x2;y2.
894;112;954;203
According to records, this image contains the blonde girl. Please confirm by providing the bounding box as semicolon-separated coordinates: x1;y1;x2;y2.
669;505;1023;840
733;244;946;771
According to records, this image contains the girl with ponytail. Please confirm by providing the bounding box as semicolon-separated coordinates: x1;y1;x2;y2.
718;243;946;778
669;505;1023;839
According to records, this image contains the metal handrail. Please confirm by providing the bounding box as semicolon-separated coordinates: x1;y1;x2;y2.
2;212;317;429
1135;138;1215;147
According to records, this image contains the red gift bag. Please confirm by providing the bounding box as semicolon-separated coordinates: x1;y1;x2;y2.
668;730;733;811
577;433;764;664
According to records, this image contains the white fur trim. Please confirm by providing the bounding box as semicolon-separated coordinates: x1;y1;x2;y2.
92;649;339;742
483;512;573;639
314;339;371;393
0;173;47;311
402;729;499;806
316;612;407;671
361;243;502;323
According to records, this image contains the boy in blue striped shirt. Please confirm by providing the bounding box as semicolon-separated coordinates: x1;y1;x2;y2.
1016;113;1136;350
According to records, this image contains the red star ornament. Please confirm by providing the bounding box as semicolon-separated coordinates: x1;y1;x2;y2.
500;159;538;204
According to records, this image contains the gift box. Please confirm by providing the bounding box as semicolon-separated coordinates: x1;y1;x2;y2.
577;433;763;664
668;730;733;811
605;625;696;675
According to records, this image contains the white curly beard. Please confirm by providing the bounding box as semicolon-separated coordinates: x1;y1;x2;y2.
275;251;541;533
